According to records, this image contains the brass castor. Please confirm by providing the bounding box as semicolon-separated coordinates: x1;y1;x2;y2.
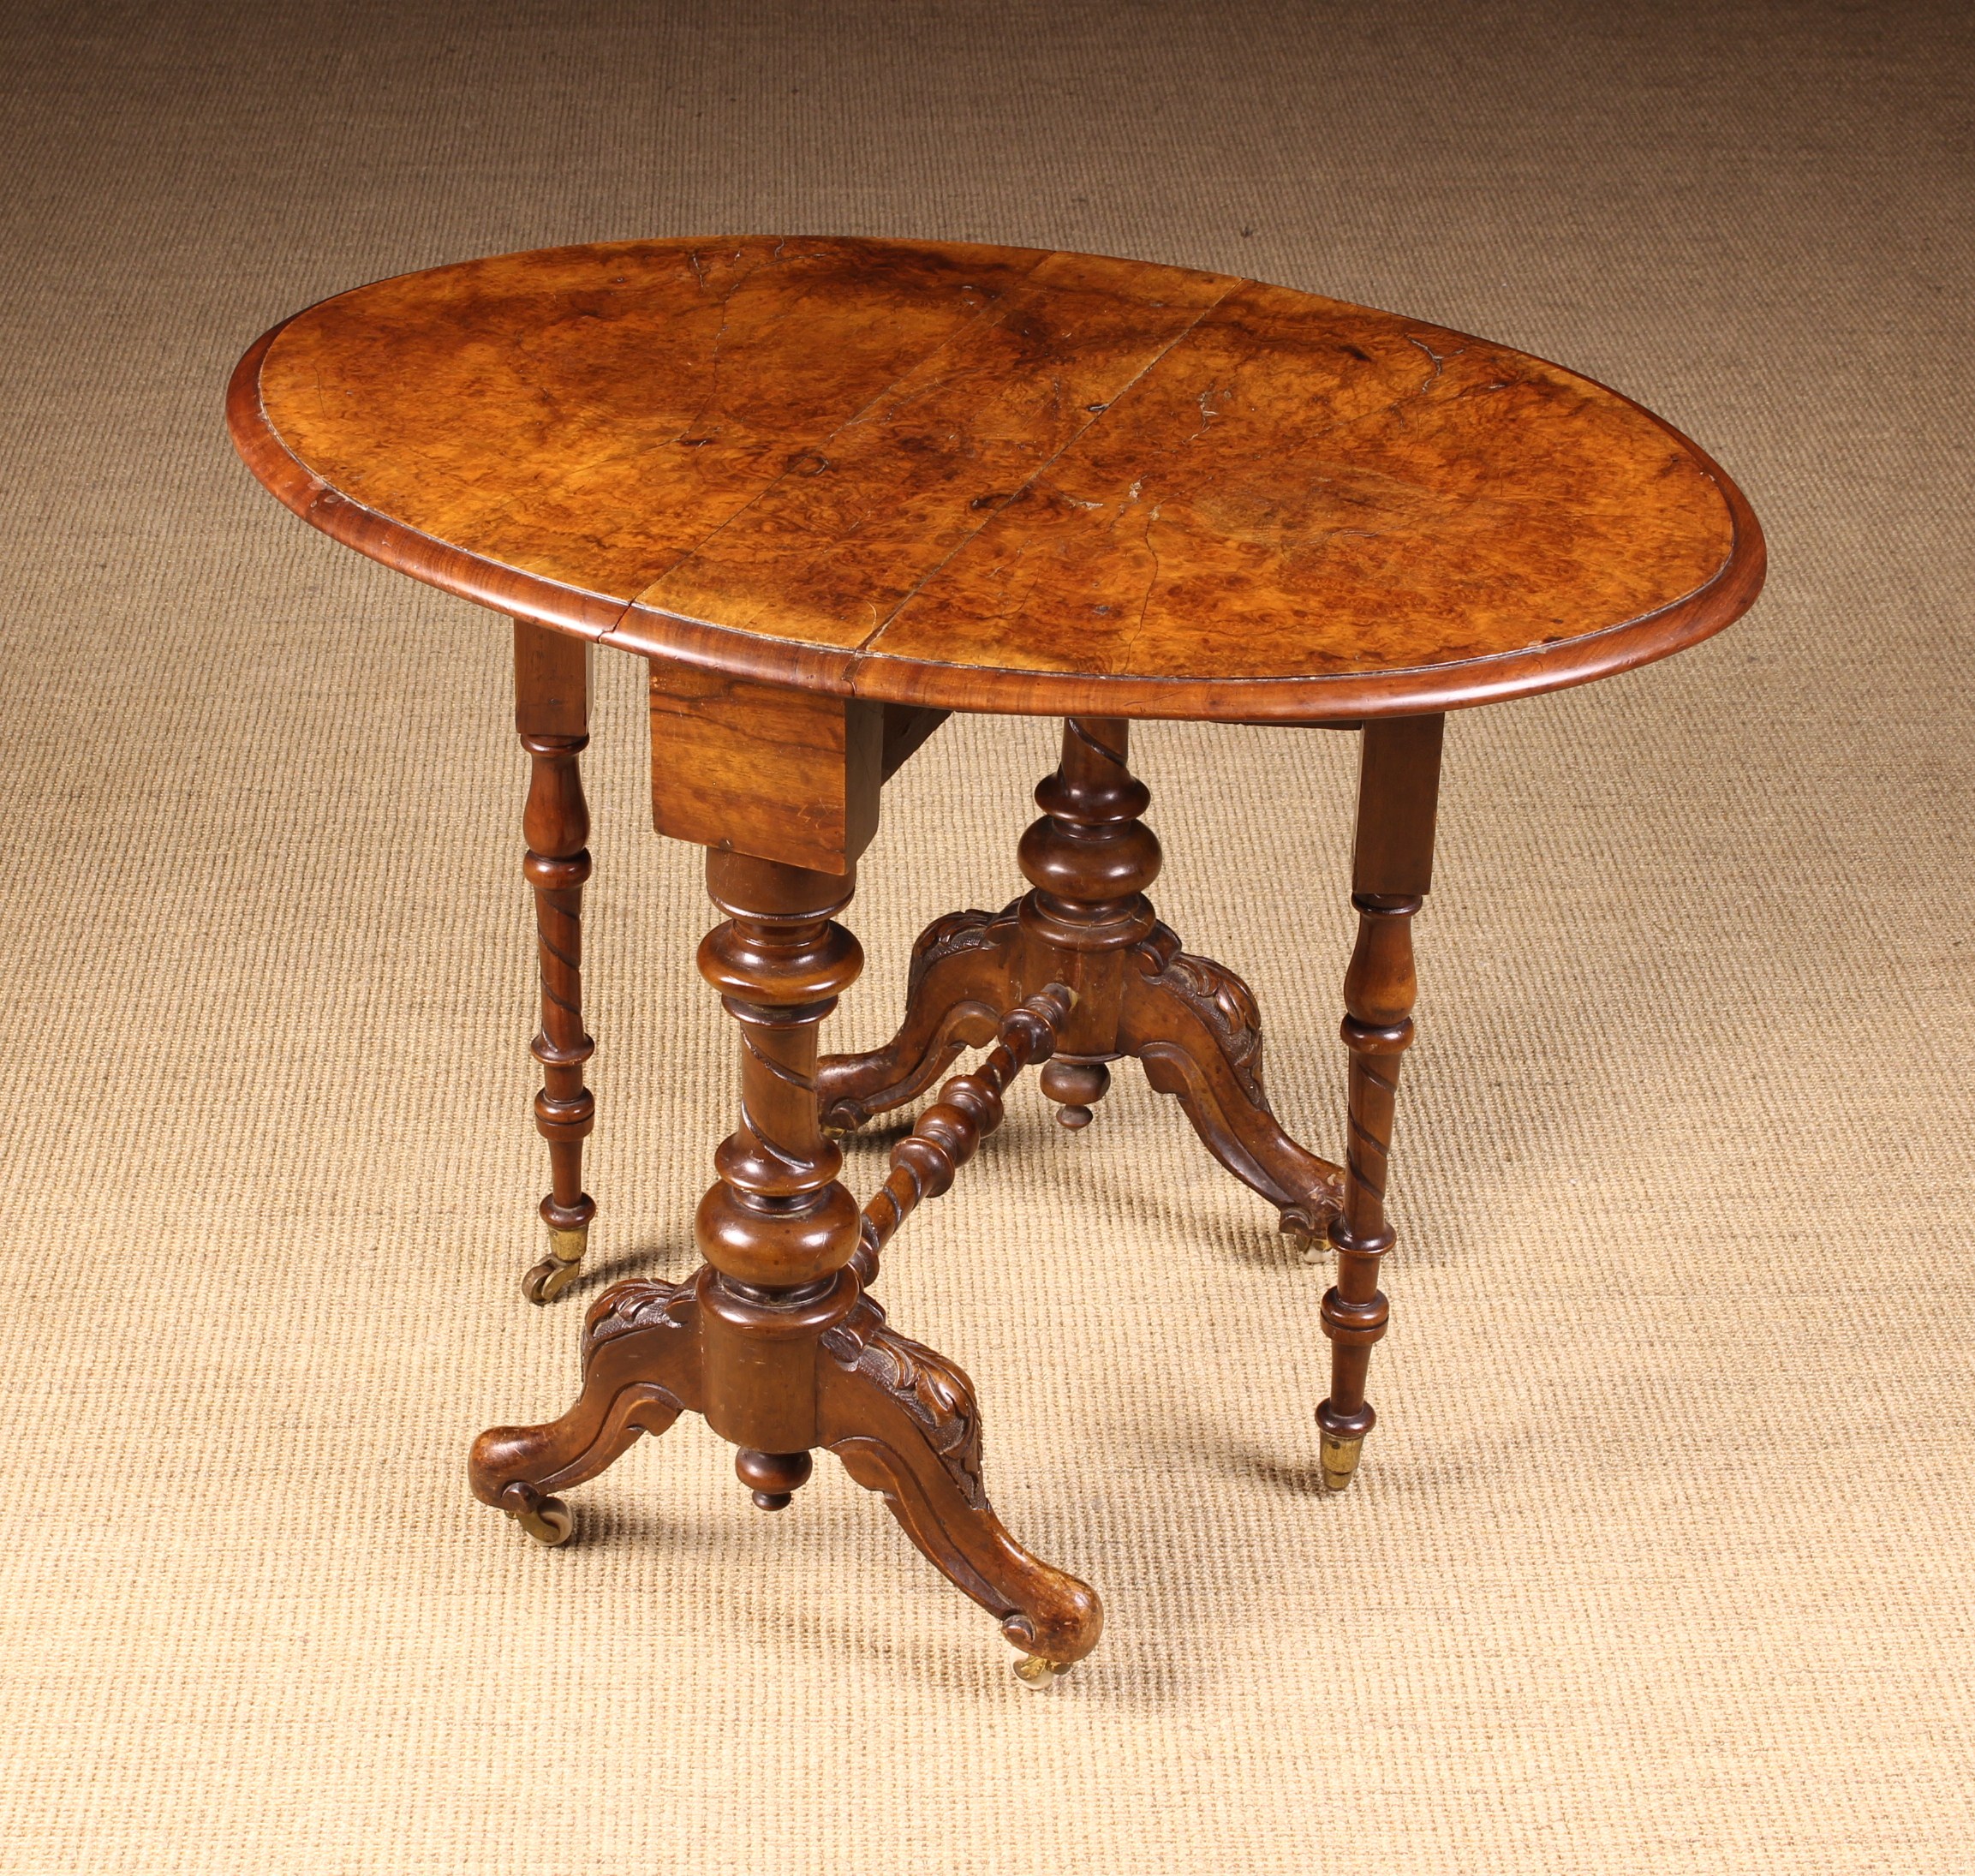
1012;1654;1076;1689
1040;1059;1108;1130
1318;1431;1365;1492
521;1224;588;1304
499;1482;575;1546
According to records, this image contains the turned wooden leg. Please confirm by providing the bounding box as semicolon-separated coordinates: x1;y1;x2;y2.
687;850;869;1521
988;715;1161;1137
1316;714;1443;1491
514;620;598;1305
692;856;1095;1676
474;851;867;1542
814;903;1019;1131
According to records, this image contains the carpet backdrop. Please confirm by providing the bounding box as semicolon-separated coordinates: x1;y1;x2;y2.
1;2;1970;1871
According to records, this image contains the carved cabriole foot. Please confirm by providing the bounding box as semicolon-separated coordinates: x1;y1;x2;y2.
832;990;1100;1674
1119;922;1340;1252
820;1293;1102;1673
469;1270;703;1537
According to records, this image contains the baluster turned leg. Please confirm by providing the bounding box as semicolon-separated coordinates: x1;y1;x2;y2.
1013;718;1162;1126
469;850;861;1547
1028;717;1341;1234
515;620;598;1305
1317;714;1443;1490
690;850;869;1509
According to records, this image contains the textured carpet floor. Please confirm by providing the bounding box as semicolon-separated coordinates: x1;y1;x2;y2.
1;2;1970;1871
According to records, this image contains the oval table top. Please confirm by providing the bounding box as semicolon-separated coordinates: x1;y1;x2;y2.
228;236;1764;721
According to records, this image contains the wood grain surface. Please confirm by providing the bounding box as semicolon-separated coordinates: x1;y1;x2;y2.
229;236;1764;720
647;663;884;871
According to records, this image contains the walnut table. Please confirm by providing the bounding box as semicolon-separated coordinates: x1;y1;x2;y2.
228;237;1763;1685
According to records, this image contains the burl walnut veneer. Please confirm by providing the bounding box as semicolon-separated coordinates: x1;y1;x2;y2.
228;236;1763;1684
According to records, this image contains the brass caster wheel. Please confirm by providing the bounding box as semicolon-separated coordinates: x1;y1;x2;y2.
521;1224;588;1304
521;1256;580;1304
1012;1654;1075;1689
1318;1432;1365;1493
499;1483;575;1546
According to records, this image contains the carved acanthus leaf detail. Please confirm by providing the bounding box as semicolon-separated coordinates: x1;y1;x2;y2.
824;1298;986;1509
1134;923;1272;1112
905;901;1021;1001
582;1274;698;1359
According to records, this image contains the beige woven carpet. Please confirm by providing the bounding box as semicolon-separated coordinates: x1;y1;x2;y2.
3;1;1971;1869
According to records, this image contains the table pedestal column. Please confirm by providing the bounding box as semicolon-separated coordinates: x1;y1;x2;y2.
470;850;1101;1682
818;716;1345;1245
